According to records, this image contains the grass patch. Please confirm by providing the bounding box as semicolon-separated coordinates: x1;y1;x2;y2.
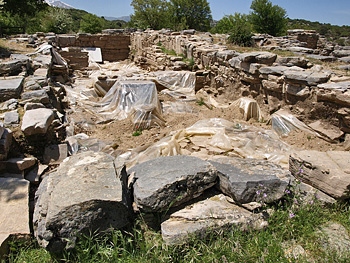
6;199;350;262
132;129;142;136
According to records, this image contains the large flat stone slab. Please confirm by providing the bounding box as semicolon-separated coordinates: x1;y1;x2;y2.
161;194;268;245
210;157;290;204
290;151;350;199
130;155;217;212
34;151;131;254
0;178;30;258
284;69;331;86
0;77;24;102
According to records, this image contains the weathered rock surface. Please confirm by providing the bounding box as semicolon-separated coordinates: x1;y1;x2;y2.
284;69;331;86
290;178;336;205
0;156;36;175
317;81;350;107
0;178;30;258
4;110;19;125
0;60;28;76
130;155;217;212
317;222;350;255
161;194;268;245
276;56;309;68
210;157;290;204
290;151;350;199
43;144;68;164
33;151;131;254
21;89;50;104
21;108;55;136
0;77;24;102
0;128;12;161
308;120;344;141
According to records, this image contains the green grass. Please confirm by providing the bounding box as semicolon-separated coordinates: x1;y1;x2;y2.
5;199;350;263
132;129;142;136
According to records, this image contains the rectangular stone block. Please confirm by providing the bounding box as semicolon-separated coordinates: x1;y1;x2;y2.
0;77;24;102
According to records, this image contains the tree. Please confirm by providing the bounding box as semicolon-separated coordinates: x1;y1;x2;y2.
249;0;287;36
42;8;74;34
80;14;103;34
226;14;253;46
0;0;47;17
130;0;170;30
169;0;212;31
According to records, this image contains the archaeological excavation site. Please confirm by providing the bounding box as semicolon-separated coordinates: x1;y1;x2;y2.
1;28;350;260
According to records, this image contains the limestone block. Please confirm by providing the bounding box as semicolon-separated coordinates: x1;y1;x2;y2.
259;65;291;76
308;120;344;141
33;151;131;254
276;56;309;68
290;151;350;199
43;144;68;164
285;84;310;97
317;81;350;107
4;110;19;125
0;77;24;102
332;49;350;58
21;108;55;136
0;60;25;76
21;89;50;104
262;79;283;92
56;35;76;47
130;155;218;212
161;194;267;245
211;158;290;204
284;69;331;86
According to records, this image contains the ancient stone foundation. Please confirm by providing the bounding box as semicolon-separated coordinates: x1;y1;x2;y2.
55;33;130;63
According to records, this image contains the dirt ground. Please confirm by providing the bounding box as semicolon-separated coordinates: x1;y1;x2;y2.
69;85;345;158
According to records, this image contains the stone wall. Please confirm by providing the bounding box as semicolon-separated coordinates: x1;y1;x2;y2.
130;30;350;134
55;33;130;62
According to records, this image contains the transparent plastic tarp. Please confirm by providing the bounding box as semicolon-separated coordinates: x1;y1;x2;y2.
117;118;291;169
96;80;165;129
30;43;68;67
230;97;263;121
151;71;197;100
270;109;330;141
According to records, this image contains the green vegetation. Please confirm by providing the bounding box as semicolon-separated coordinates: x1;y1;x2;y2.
6;198;350;262
249;0;288;37
130;0;212;31
79;13;104;34
213;13;253;47
130;0;171;30
211;0;287;46
0;2;127;34
132;129;143;136
169;0;212;32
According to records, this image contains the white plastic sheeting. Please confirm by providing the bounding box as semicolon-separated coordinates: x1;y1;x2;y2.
230;97;263;121
270;109;331;141
117;118;291;169
151;71;197;100
96;80;165;129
